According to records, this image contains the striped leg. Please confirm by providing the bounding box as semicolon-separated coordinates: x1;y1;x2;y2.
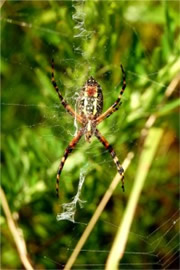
56;129;83;197
51;59;83;124
95;128;125;191
96;64;126;124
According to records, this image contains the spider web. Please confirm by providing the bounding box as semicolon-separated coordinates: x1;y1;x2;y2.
1;0;179;269
44;209;180;269
56;166;87;223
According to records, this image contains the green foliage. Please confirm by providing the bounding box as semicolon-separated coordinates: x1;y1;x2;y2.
1;1;179;269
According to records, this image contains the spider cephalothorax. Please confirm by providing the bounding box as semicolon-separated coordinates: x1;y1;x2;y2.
51;59;126;197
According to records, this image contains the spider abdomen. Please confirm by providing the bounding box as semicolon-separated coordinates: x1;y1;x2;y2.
78;76;103;118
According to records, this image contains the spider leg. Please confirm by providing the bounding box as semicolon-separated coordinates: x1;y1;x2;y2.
96;65;126;124
51;59;83;124
95;128;125;191
56;129;83;197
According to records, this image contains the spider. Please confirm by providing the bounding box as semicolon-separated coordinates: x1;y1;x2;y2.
51;59;126;197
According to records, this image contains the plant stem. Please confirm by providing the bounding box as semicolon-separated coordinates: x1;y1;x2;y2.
64;152;134;270
105;127;164;270
0;187;34;270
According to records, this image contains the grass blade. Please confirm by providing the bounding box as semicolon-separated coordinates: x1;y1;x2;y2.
106;127;164;270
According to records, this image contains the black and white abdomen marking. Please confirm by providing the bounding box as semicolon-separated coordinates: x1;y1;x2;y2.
84;97;96;115
78;76;103;118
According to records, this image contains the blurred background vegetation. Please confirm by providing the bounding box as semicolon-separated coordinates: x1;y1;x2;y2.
1;0;179;269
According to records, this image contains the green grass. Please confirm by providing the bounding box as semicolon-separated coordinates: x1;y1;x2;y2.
1;1;179;269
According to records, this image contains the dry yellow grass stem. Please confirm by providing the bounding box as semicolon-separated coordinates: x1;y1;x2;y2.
104;75;179;269
64;152;134;270
0;187;34;270
105;127;163;269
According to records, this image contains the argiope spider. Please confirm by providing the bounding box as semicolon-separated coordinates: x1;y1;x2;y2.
51;59;126;197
